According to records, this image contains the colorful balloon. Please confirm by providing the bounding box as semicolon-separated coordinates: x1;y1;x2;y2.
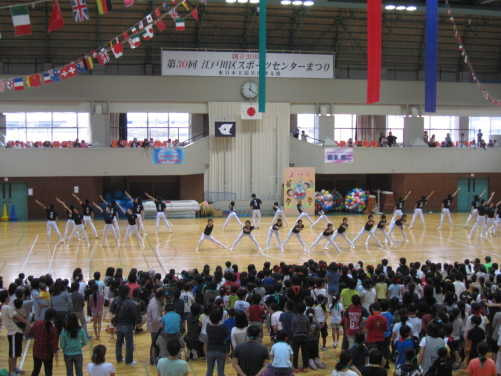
344;188;368;213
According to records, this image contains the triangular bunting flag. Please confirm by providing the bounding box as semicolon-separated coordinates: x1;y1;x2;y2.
169;8;179;20
142;24;154;40
111;41;124;58
124;0;135;7
0;80;5;93
72;0;90;23
96;0;112;15
83;55;94;71
28;74;41;87
48;0;64;32
191;8;199;21
154;7;162;17
96;49;111;65
175;18;185;31
11;6;32;36
156;20;167;32
146;14;154;24
76;59;88;73
13;77;25;91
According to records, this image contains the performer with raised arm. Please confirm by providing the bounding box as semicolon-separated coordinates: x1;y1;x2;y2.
56;197;75;241
99;195;123;234
468;192;495;240
465;191;486;227
93;204;119;246
352;214;383;248
125;191;145;234
123;208;144;248
197;219;227;251
222;201;242;230
390;190;412;224
72;193;99;238
265;218;284;252
312;208;330;227
145;192;173;231
294;200;314;226
271;201;288;226
388;214;408;242
437;188;460;229
67;207;90;246
408;191;434;229
34;199;63;241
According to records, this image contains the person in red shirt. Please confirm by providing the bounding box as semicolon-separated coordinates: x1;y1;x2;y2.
29;308;59;376
248;294;266;340
365;302;389;367
344;295;368;349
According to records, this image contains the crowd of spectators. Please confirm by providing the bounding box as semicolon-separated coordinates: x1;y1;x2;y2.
111;137;183;148
1;256;501;376
0;139;90;149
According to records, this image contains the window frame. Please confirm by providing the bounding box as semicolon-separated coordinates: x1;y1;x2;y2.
126;112;191;142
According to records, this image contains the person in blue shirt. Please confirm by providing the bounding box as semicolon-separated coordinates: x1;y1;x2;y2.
162;304;181;336
270;331;293;376
394;325;415;366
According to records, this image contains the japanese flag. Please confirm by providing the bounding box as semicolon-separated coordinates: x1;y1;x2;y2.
241;103;262;120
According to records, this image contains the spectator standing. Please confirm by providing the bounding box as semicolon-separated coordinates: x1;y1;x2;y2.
332;351;362;376
269;331;294;376
418;322;445;374
231;325;269;376
147;289;164;365
291;303;310;371
231;311;249;349
60;313;89;376
467;342;496;376
344;295;366;349
29;309;59;376
88;345;116;376
361;349;387;376
206;309;230;376
110;285;139;365
301;130;308;141
387;132;397;147
157;339;189;376
365;303;388;365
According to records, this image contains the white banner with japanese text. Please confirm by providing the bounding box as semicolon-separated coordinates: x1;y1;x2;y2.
324;148;354;164
161;50;334;78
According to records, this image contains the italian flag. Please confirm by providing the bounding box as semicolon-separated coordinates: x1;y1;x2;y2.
11;6;32;36
175;18;185;31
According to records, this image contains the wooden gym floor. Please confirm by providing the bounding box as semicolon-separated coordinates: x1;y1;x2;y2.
0;213;497;375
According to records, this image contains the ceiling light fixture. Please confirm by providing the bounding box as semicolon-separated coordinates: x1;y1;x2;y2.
292;0;303;5
281;0;291;4
384;4;396;10
396;5;406;10
303;0;314;5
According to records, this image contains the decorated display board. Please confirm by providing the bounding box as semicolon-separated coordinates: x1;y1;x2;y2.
324;148;354;164
283;167;315;216
151;147;185;164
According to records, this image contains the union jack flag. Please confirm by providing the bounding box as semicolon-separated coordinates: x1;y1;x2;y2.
72;0;89;23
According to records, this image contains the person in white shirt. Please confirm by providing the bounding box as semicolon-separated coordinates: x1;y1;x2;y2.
270;304;284;335
407;309;423;338
88;344;116;376
453;277;466;298
330;297;344;348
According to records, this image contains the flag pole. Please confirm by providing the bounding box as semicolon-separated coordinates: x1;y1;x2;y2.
258;0;267;113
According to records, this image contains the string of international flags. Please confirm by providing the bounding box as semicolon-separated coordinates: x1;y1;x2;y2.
0;0;203;93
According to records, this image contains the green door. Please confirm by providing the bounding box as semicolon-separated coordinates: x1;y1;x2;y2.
0;183;28;221
457;177;489;212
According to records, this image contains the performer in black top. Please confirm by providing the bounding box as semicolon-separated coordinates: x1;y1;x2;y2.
145;192;173;232
250;194;263;228
99;195;124;234
93;204;119;246
324;217;354;249
391;191;412;224
223;201;242;230
271;202;288;226
409;191;434;228
375;215;393;245
388;214;408;242
123;208;144;247
468;192;495;240
265;218;284;251
34;199;63;241
72;193;99;238
294;200;314;226
67;207;90;246
352;214;383;248
312;208;330;227
437;188;460;229
230;220;262;251
310;223;340;252
56;197;76;241
464;191;485;227
282;219;308;252
125;191;145;234
197;218;227;251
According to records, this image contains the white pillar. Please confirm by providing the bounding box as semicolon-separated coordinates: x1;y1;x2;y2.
90;114;110;147
318;115;334;143
403;117;426;146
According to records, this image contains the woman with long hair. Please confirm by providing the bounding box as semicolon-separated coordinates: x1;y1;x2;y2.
467;342;496;376
29;308;59;376
331;351;362;376
87;280;105;339
60;313;88;376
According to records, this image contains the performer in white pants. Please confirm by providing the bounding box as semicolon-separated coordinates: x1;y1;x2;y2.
94;205;119;246
123;209;144;247
265;218;284;251
34;200;63;241
56;197;75;241
312;209;330;227
72;194;99;238
68;210;90;246
250;194;263;229
230;220;262;251
125;191;145;234
388;214;408;242
282;219;308;252
324;218;353;249
223;201;242;230
468;193;495;239
437;188;460;229
374;215;393;245
390;191;411;225
409;191;434;229
197;219;227;250
495;202;501;235
145;192;173;231
310;223;339;252
99;195;123;234
271;202;288;226
352;215;383;248
464;192;485;227
486;203;498;236
295;200;314;225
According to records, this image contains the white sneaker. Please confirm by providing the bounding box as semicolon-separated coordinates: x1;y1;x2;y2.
126;361;137;366
308;359;318;370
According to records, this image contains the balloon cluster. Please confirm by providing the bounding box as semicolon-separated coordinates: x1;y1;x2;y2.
344;188;368;213
315;190;344;212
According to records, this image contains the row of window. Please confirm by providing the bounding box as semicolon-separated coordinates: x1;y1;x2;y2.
297;114;501;142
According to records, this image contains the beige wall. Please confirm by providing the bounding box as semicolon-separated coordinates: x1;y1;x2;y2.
0;138;208;177
290;138;501;174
